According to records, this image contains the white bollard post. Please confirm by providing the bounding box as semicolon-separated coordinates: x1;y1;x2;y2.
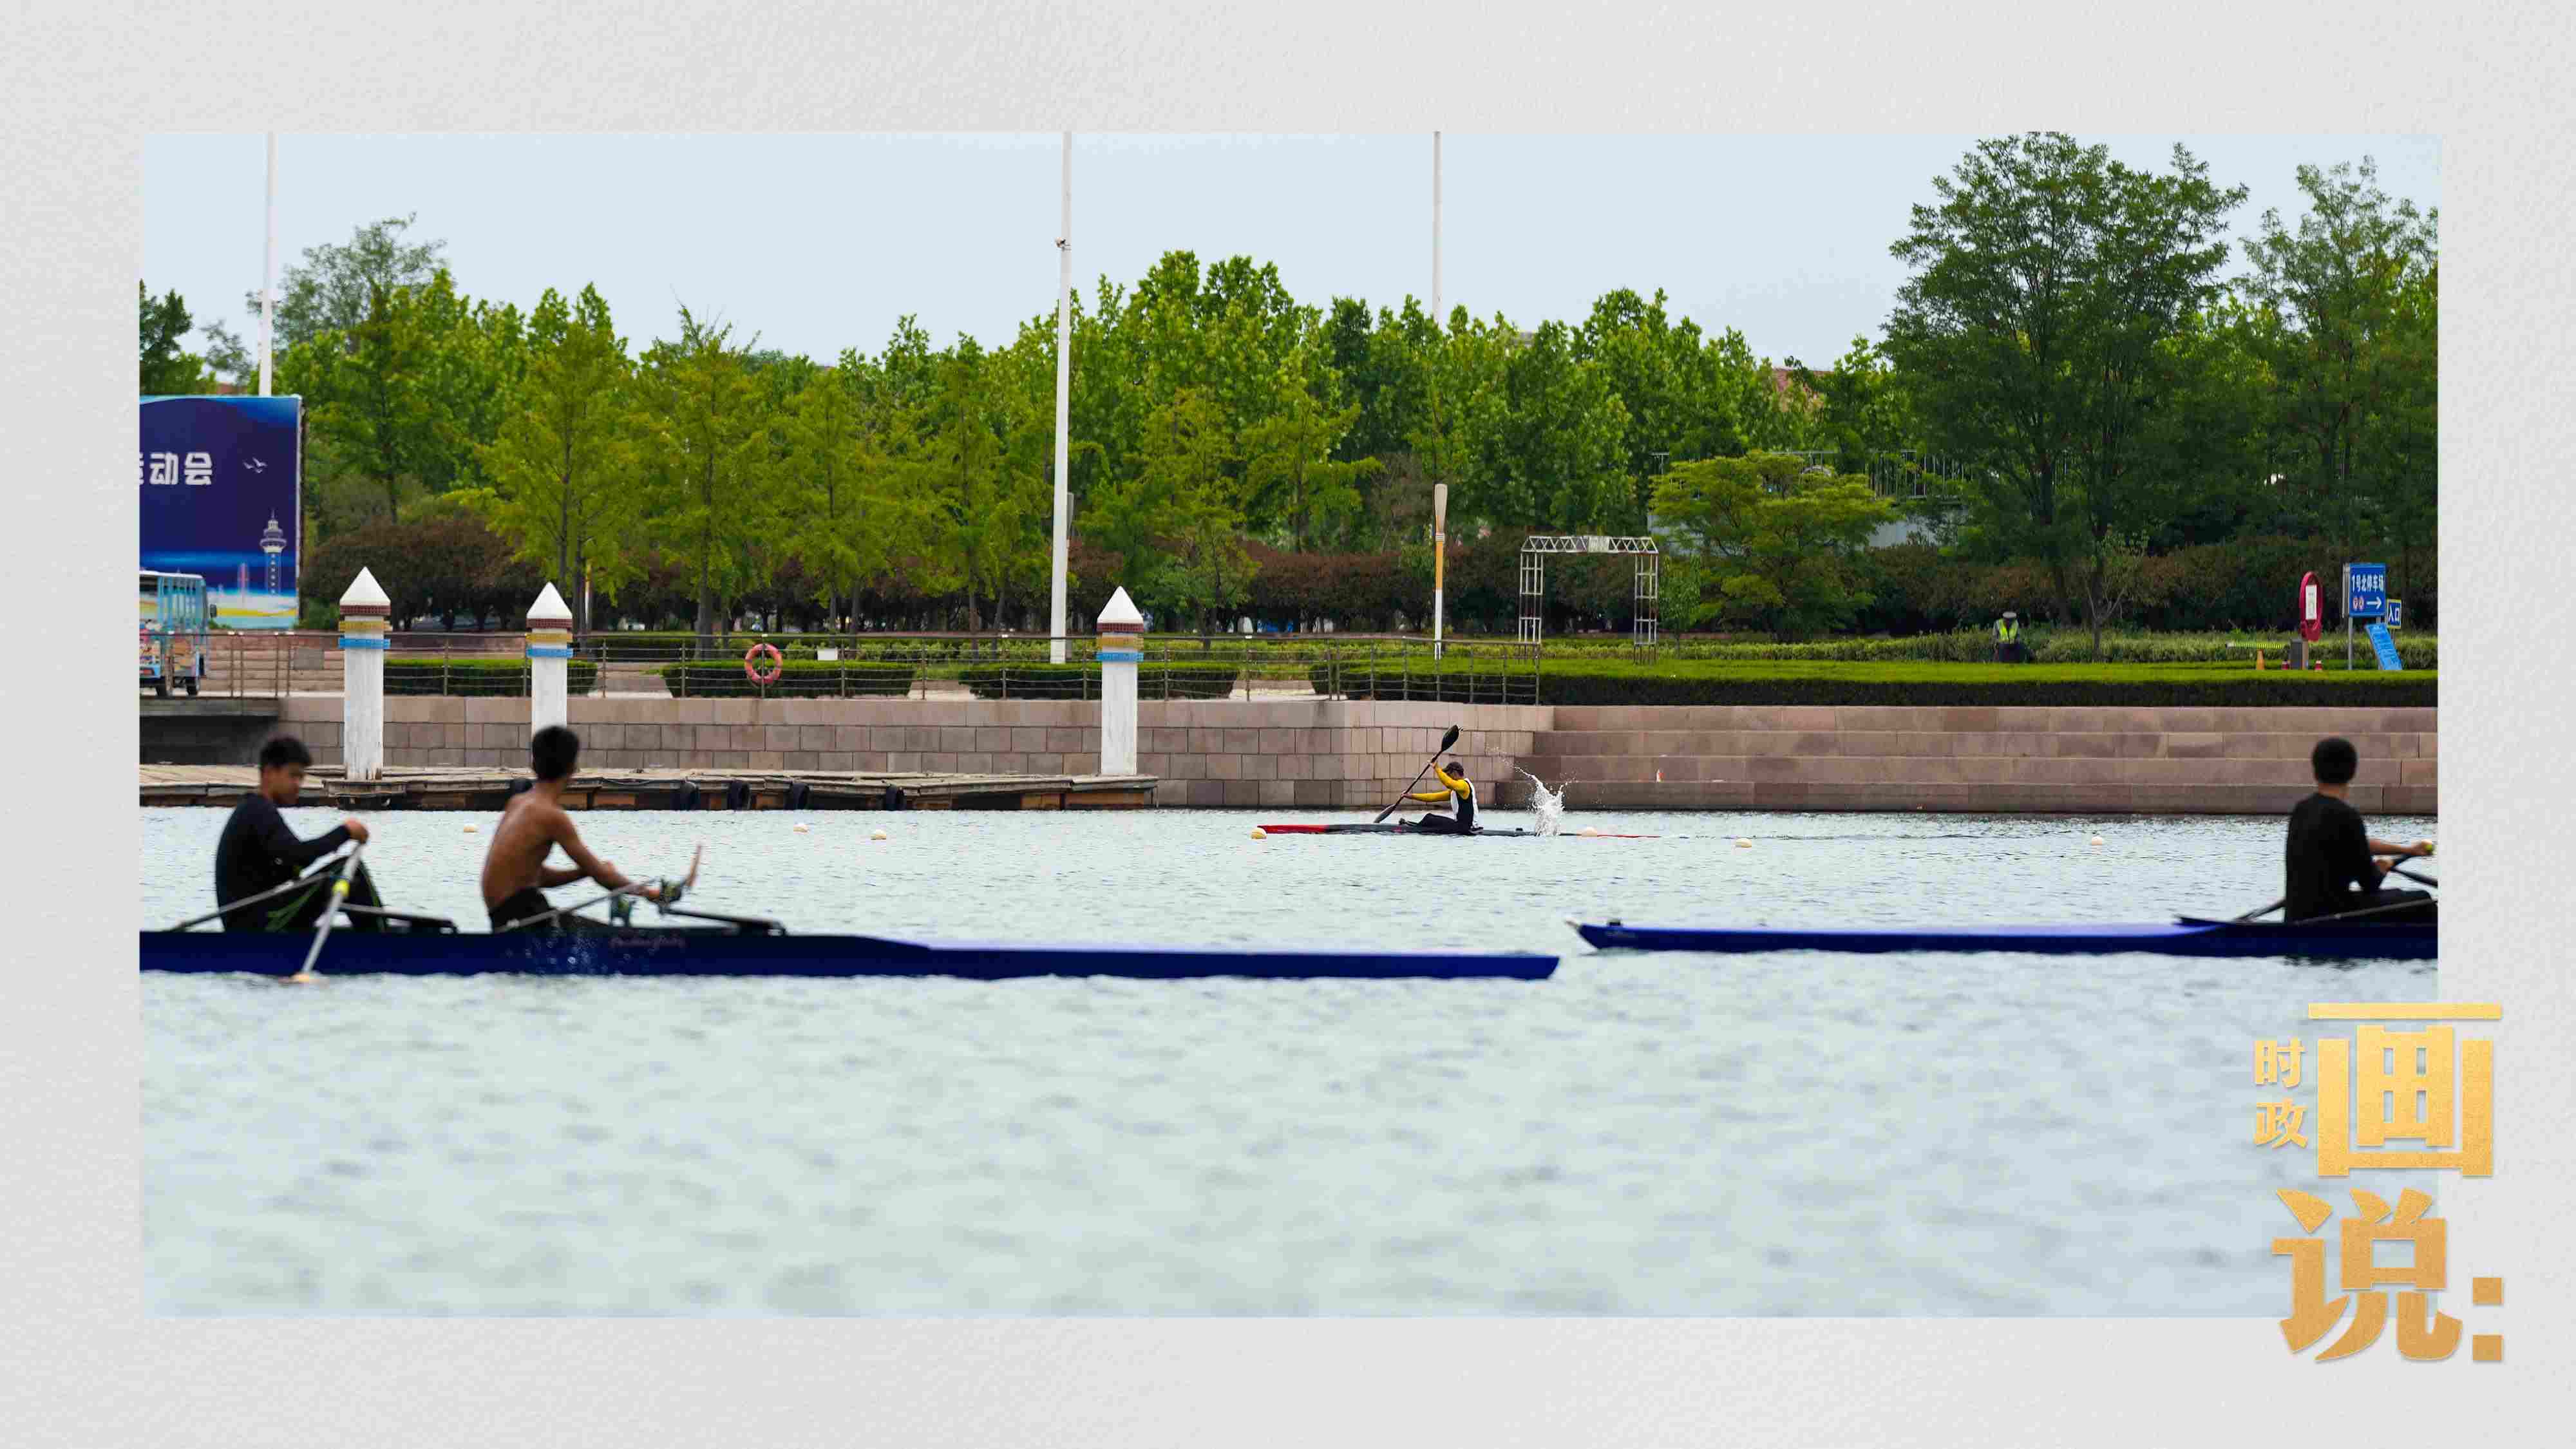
527;582;573;735
1097;585;1142;775
339;567;389;781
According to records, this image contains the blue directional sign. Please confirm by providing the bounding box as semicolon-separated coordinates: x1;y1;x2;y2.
2345;563;2387;618
2365;622;2402;671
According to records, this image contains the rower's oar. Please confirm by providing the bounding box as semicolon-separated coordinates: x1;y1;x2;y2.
172;869;350;932
1373;724;1463;824
2387;864;2438;889
551;844;705;929
2232;896;2284;923
285;842;365;984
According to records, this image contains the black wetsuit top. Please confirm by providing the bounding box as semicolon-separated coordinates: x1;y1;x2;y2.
2284;792;2378;922
214;797;350;930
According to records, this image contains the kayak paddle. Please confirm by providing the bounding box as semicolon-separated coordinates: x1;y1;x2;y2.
1374;724;1463;824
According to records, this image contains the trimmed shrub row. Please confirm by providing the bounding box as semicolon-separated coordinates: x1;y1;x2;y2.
1517;661;2436;709
384;658;600;697
1529;629;2439;669
652;662;918;697
959;663;1242;701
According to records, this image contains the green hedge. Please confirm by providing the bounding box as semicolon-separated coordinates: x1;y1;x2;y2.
1526;629;2439;669
384;658;600;696
1321;659;2436;708
653;661;918;697
1545;661;2432;708
960;663;1242;700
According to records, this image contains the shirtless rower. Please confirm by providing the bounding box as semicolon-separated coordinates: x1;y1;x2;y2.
480;724;660;931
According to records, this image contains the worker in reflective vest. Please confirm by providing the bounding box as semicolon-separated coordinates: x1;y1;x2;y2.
1994;611;2024;663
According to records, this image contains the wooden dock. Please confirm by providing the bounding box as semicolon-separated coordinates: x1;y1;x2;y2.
140;765;1159;812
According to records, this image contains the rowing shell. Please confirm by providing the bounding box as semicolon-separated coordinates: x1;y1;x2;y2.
138;928;1558;981
1569;918;2434;961
1260;823;1657;838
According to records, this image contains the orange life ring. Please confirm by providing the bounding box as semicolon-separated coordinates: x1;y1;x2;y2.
744;642;784;685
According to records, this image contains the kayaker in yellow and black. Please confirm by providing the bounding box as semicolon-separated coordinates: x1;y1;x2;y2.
1406;759;1478;835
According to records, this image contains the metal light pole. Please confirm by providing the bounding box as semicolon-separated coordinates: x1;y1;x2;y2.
1431;132;1443;659
260;133;278;396
1049;133;1074;663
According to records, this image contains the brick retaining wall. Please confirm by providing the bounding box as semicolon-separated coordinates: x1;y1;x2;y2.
270;698;2436;815
1521;705;2437;815
276;697;1548;811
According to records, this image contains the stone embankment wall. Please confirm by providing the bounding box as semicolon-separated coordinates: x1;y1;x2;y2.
264;697;2436;815
272;697;1548;811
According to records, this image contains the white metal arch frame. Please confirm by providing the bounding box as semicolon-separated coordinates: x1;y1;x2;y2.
1517;535;1659;650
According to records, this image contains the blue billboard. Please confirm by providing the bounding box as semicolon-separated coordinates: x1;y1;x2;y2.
140;395;301;629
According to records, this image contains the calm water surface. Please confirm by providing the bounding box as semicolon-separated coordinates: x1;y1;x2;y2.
142;804;2438;1315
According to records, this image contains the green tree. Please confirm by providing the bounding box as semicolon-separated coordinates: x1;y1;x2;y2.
1882;132;2246;654
466;285;636;632
1466;319;1630;529
781;365;886;632
1650;452;1896;638
248;213;449;355
633;307;775;644
1241;347;1380;549
139;283;207;394
2238;157;2439;554
1095;389;1252;629
303;280;439;522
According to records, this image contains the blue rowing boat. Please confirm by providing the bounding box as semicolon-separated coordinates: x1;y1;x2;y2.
1571;917;2435;961
138;926;1558;981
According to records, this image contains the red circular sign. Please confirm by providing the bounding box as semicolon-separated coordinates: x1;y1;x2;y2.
2298;572;2323;643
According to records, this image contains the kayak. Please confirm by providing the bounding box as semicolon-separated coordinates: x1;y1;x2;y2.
1260;823;1656;838
1569;917;2436;961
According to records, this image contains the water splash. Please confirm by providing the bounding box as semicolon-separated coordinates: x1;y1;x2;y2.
1517;768;1569;837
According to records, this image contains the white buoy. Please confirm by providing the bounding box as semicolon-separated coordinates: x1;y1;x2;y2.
2088;835;2105;848
1578;826;1600;837
794;822;811;833
870;828;889;841
1735;838;1753;849
462;823;477;833
1251;826;1268;840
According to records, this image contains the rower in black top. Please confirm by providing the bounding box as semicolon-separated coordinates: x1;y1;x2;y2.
213;735;383;931
2284;736;2433;923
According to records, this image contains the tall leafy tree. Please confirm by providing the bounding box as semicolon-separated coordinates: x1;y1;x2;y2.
303;280;439;522
248;213;450;355
139;283;207;394
1467;319;1630;530
1241;346;1380;549
2238;157;2439;553
1095;389;1252;629
1882;132;2246;653
632;307;775;643
468;285;636;632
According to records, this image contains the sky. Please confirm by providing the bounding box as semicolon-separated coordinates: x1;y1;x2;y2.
142;133;2440;370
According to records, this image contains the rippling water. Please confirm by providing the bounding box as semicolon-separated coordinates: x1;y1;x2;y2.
142;802;2438;1315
